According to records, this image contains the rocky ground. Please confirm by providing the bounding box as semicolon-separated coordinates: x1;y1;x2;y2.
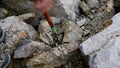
0;0;120;68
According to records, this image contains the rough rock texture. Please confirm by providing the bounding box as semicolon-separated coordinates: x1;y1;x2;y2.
1;0;39;14
76;17;90;27
62;21;83;43
50;0;80;20
38;20;51;34
23;20;83;68
80;13;120;68
38;20;54;45
79;0;114;42
0;0;119;68
79;1;92;15
25;42;79;68
0;8;8;19
0;13;38;54
14;41;52;58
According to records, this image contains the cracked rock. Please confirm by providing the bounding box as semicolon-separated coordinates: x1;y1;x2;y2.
25;42;79;68
62;21;83;43
0;13;39;54
14;40;52;58
80;13;120;68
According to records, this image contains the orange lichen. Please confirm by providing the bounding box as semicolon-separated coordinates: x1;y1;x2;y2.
19;31;27;38
101;20;113;31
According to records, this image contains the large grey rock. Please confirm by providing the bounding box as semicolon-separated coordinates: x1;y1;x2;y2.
14;41;52;58
85;0;100;8
38;17;62;34
76;18;90;26
0;13;38;54
89;37;120;68
79;1;92;15
25;42;79;68
38;20;51;34
62;21;83;43
105;0;113;13
50;0;80;20
38;20;53;45
80;13;120;68
24;20;82;68
1;0;39;14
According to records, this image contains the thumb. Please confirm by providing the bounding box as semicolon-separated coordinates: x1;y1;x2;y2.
33;0;52;12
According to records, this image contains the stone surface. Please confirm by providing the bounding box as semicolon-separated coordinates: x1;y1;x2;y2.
76;18;90;26
38;17;62;34
79;1;92;15
23;20;82;68
80;13;120;68
50;0;80;20
38;19;53;45
83;30;90;36
0;13;38;54
89;37;120;68
0;8;8;19
62;21;83;43
0;0;117;68
25;42;79;68
38;20;51;34
14;40;52;58
51;17;62;24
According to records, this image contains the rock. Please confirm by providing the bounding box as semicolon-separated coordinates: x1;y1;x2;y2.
38;17;62;34
24;16;40;27
76;18;90;26
24;20;82;68
0;8;8;19
83;30;90;36
50;0;80;20
89;37;120;68
79;1;92;15
39;33;54;46
2;0;39;14
105;0;113;12
0;49;11;68
84;0;100;9
38;17;63;45
51;17;62;24
0;13;39;54
0;27;5;43
62;21;83;43
38;20;51;34
38;20;54;45
80;13;120;68
14;40;52;58
25;42;79;68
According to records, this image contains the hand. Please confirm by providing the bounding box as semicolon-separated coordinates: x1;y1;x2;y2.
32;0;52;13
